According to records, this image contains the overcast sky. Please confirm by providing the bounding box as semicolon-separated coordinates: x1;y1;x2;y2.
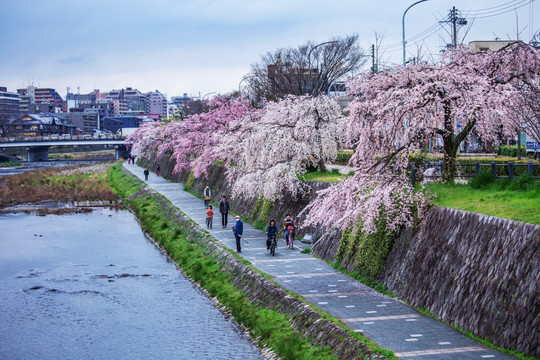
0;0;537;100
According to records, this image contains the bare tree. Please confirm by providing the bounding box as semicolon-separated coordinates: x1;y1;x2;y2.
246;35;366;101
0;114;17;138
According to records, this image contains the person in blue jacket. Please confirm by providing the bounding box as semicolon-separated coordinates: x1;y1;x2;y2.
233;215;243;253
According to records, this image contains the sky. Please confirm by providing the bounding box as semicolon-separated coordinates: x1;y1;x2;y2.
0;0;537;100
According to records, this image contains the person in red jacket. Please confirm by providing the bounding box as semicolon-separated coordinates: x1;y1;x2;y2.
206;205;214;229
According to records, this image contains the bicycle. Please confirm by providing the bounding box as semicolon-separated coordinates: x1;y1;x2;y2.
268;235;277;256
287;227;294;249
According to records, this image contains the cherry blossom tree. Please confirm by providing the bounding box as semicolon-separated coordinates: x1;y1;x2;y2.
126;96;256;176
125;121;163;160
303;42;540;234
216;95;344;201
345;42;540;183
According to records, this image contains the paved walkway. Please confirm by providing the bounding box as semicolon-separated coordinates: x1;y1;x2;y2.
123;162;514;360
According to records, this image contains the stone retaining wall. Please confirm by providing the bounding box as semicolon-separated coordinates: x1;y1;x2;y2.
380;207;540;357
125;177;383;360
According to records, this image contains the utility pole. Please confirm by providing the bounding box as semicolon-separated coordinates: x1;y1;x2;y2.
440;6;467;49
370;44;377;73
452;7;457;47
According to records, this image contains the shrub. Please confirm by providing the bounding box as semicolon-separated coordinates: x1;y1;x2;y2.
335;151;353;165
469;171;496;189
497;145;518;157
185;171;195;191
508;173;537;191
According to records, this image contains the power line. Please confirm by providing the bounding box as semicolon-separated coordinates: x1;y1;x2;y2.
468;0;533;19
465;0;526;15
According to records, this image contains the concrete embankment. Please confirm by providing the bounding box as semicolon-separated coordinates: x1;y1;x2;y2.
380;207;540;358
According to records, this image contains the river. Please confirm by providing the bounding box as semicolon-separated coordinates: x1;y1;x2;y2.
0;208;263;360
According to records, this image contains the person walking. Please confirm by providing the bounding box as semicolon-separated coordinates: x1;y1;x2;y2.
203;186;211;207
156;164;160;176
233;215;243;253
219;196;230;228
143;169;149;181
206;205;213;229
127;156;131;165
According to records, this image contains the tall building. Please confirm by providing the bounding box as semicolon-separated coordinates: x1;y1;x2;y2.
106;87;145;116
171;93;191;106
145;90;167;117
18;86;65;112
0;87;21;135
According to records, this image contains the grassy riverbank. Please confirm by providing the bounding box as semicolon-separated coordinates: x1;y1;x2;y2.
0;163;118;208
107;163;392;360
427;174;540;225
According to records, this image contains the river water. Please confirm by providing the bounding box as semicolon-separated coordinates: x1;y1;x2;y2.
0;208;263;360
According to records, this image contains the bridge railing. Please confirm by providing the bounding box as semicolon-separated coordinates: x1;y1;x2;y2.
0;134;126;143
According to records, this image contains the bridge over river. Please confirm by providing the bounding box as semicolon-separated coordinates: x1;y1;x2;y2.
0;135;129;161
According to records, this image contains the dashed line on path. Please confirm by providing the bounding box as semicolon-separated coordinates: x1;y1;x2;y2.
394;346;485;358
300;291;371;298
273;272;340;278
343;314;420;323
251;258;318;263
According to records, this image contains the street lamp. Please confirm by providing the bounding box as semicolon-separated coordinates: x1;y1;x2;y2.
238;75;255;94
307;40;338;93
402;0;429;67
202;92;216;101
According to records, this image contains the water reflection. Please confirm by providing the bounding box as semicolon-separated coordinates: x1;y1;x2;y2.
0;208;262;360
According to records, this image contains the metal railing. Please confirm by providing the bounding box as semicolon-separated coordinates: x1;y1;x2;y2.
0;134;125;143
410;160;540;185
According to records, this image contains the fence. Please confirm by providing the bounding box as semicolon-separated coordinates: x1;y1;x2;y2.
410;160;540;185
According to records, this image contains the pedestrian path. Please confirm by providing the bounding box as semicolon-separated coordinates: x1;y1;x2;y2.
123;162;514;360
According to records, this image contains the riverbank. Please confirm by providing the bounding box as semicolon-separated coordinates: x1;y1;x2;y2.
120;161;521;360
108;163;388;360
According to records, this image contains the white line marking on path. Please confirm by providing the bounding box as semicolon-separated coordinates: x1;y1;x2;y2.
394;346;485;358
252;258;318;263
274;272;340;278
343;314;420;323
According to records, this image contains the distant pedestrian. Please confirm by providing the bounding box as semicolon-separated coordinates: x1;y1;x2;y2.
233;215;243;253
132;155;136;164
219;195;230;228
206;205;213;229
204;186;211;207
127;156;131;165
144;169;149;181
156;164;160;176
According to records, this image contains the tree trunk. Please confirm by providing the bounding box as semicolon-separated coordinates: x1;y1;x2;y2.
517;130;522;160
440;101;476;183
442;136;458;183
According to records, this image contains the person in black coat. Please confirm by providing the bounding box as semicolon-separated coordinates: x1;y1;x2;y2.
219;196;230;228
